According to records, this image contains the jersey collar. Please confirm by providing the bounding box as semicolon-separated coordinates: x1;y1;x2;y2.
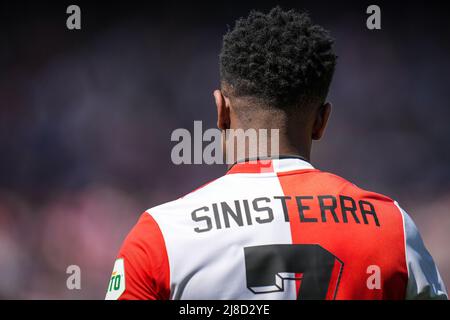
226;155;315;175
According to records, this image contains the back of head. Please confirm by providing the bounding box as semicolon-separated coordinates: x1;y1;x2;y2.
219;7;337;113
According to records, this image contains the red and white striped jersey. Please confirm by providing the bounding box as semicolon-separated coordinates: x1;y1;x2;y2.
106;157;448;300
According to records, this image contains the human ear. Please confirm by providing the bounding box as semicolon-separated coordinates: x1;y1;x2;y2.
214;89;230;130
312;102;332;140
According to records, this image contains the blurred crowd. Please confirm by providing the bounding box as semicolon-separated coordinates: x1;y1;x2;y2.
0;1;449;298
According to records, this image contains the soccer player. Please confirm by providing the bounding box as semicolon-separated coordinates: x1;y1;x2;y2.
106;7;448;300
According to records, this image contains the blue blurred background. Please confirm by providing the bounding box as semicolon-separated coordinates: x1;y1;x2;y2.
0;0;449;298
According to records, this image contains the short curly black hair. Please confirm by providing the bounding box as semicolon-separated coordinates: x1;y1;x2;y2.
220;7;337;109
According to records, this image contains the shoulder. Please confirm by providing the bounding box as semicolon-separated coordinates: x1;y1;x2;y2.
109;212;170;300
306;170;406;230
310;170;396;203
146;175;229;215
394;203;448;299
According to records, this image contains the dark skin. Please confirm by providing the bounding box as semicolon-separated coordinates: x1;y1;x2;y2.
213;88;332;167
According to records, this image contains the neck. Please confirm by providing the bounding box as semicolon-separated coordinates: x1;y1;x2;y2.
225;123;312;168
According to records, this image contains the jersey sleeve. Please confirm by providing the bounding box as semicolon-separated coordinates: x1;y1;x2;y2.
105;212;170;300
395;202;448;300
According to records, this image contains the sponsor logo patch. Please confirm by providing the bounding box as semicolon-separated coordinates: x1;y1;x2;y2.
105;258;125;300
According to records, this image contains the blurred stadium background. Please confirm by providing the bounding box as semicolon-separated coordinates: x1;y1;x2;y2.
0;0;449;298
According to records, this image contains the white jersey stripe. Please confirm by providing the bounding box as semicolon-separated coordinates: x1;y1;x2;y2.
148;170;301;299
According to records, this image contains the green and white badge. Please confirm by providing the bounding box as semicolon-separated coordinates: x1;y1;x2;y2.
105;258;126;300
